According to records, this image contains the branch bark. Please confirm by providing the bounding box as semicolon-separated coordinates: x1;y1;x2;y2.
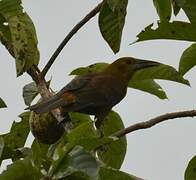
113;110;196;138
41;0;106;77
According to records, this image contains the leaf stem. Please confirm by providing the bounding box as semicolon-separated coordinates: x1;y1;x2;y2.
41;1;106;77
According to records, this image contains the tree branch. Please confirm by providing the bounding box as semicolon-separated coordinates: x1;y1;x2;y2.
41;0;105;77
113;110;196;138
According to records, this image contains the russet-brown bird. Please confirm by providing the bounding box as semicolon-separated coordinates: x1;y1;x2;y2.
28;57;160;131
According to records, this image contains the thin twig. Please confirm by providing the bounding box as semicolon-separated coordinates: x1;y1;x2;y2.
41;0;105;77
113;110;196;138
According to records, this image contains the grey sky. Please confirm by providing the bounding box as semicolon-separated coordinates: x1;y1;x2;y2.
0;1;196;179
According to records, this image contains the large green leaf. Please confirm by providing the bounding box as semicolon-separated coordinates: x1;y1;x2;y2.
49;146;100;179
136;21;196;43
99;0;128;53
0;0;39;76
98;167;137;180
181;0;196;24
185;156;196;180
128;79;167;99
31;140;51;170
131;64;189;85
69;112;92;127
97;111;127;169
0;112;30;162
67;121;115;151
179;43;196;75
153;0;172;22
0;158;41;180
0;97;7;108
67;122;97;150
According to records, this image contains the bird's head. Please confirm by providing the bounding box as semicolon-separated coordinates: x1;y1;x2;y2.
104;57;161;82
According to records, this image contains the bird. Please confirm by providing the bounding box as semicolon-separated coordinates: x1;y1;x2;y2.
28;57;160;134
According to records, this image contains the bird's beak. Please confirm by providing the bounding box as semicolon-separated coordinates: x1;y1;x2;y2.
133;59;161;71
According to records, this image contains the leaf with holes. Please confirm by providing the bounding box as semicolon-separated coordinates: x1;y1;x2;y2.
0;158;42;180
99;0;128;53
0;112;30;162
136;21;196;43
0;0;39;76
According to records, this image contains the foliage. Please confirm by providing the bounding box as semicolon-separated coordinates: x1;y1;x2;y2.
0;0;196;179
0;98;6;109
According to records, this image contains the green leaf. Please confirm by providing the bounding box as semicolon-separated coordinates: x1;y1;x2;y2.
131;64;190;85
172;0;186;16
23;81;51;106
22;82;38;106
179;43;196;75
0;158;42;180
98;167;137;180
66;116;116;152
0;137;4;159
153;0;172;22
0;0;40;76
97;111;127;169
67;122;97;150
70;62;168;99
128;79;168;99
69;112;92;127
136;21;196;43
181;0;196;24
185;156;196;180
9;13;40;76
0;112;30;162
0;97;7;108
50;146;100;179
31;140;51;170
62;171;91;180
99;0;128;53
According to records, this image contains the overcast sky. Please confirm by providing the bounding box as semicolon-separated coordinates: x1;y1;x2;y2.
0;1;196;180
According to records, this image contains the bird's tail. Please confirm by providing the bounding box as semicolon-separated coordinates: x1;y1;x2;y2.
27;94;65;114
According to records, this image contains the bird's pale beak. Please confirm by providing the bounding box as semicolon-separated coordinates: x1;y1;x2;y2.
133;59;161;71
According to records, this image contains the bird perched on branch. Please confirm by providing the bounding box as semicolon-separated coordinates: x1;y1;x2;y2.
28;57;160;133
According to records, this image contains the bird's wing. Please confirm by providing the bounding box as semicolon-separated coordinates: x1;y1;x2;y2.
61;74;114;113
28;74;97;113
